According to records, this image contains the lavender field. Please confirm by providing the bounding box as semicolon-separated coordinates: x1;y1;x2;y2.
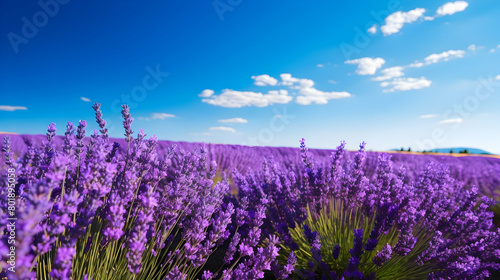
1;105;499;279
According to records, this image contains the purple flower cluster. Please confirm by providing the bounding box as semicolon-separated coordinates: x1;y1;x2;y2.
1;104;286;279
231;139;500;279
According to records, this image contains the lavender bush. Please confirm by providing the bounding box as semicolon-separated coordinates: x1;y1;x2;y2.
0;104;499;279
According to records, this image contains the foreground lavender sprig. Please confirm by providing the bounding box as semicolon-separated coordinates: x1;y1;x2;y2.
121;104;134;143
92;103;108;141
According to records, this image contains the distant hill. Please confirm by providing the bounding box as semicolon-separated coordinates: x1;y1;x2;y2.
391;147;493;155
430;148;492;155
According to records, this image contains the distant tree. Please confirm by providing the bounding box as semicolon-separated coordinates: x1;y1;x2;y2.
400;147;404;151
450;150;453;154
463;149;469;154
408;147;411;152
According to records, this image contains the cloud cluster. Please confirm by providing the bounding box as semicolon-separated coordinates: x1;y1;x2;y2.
218;118;248;123
295;86;351;105
381;8;426;36
380;2;469;36
200;73;351;107
419;114;439;119
81;97;91;102
280;74;352;105
251;74;278;86
439;118;463;124
410;50;465;67
381;77;432;93
199;89;215;97
436;1;469;16
345;57;385;75
201;89;293;108
367;25;377;34
0;105;28;111
368;47;468;92
372;66;405;81
138;112;176;121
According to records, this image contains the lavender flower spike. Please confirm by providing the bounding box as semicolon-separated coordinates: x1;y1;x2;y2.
75;120;87;158
121;104;134;143
373;243;392;266
92;103;108;140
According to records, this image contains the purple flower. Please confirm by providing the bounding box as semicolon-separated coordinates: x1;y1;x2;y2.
121;104;134;143
202;270;213;280
373;243;392;266
344;257;363;278
75;120;87;159
332;244;341;260
126;185;157;274
92;103;108;141
63;122;75;156
224;232;241;264
2;136;15;167
341;142;369;208
349;229;364;258
50;243;76;280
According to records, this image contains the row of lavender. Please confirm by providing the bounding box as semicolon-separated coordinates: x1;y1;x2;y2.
4;134;500;200
0;104;499;279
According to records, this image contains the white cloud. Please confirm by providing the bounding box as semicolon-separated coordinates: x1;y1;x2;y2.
0;105;27;111
345;57;385;75
251;74;278;86
138;112;176;121
218;118;248;123
209;126;237;133
425;50;465;64
199;89;215;98
436;1;469;16
467;44;477;51
410;50;465;67
368;25;377;34
439;118;463;124
328;80;338;84
420;114;439;119
372;66;405;81
495;75;500;80
200;74;351;107
151;113;176;120
381;8;426;36
202;89;292;108
81;97;91;102
296;87;351;105
279;73;301;86
381;77;432;92
279;74;315;90
317;64;325;68
490;49;496;53
279;74;351;105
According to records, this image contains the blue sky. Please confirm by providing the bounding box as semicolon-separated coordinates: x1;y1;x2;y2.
1;0;499;153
